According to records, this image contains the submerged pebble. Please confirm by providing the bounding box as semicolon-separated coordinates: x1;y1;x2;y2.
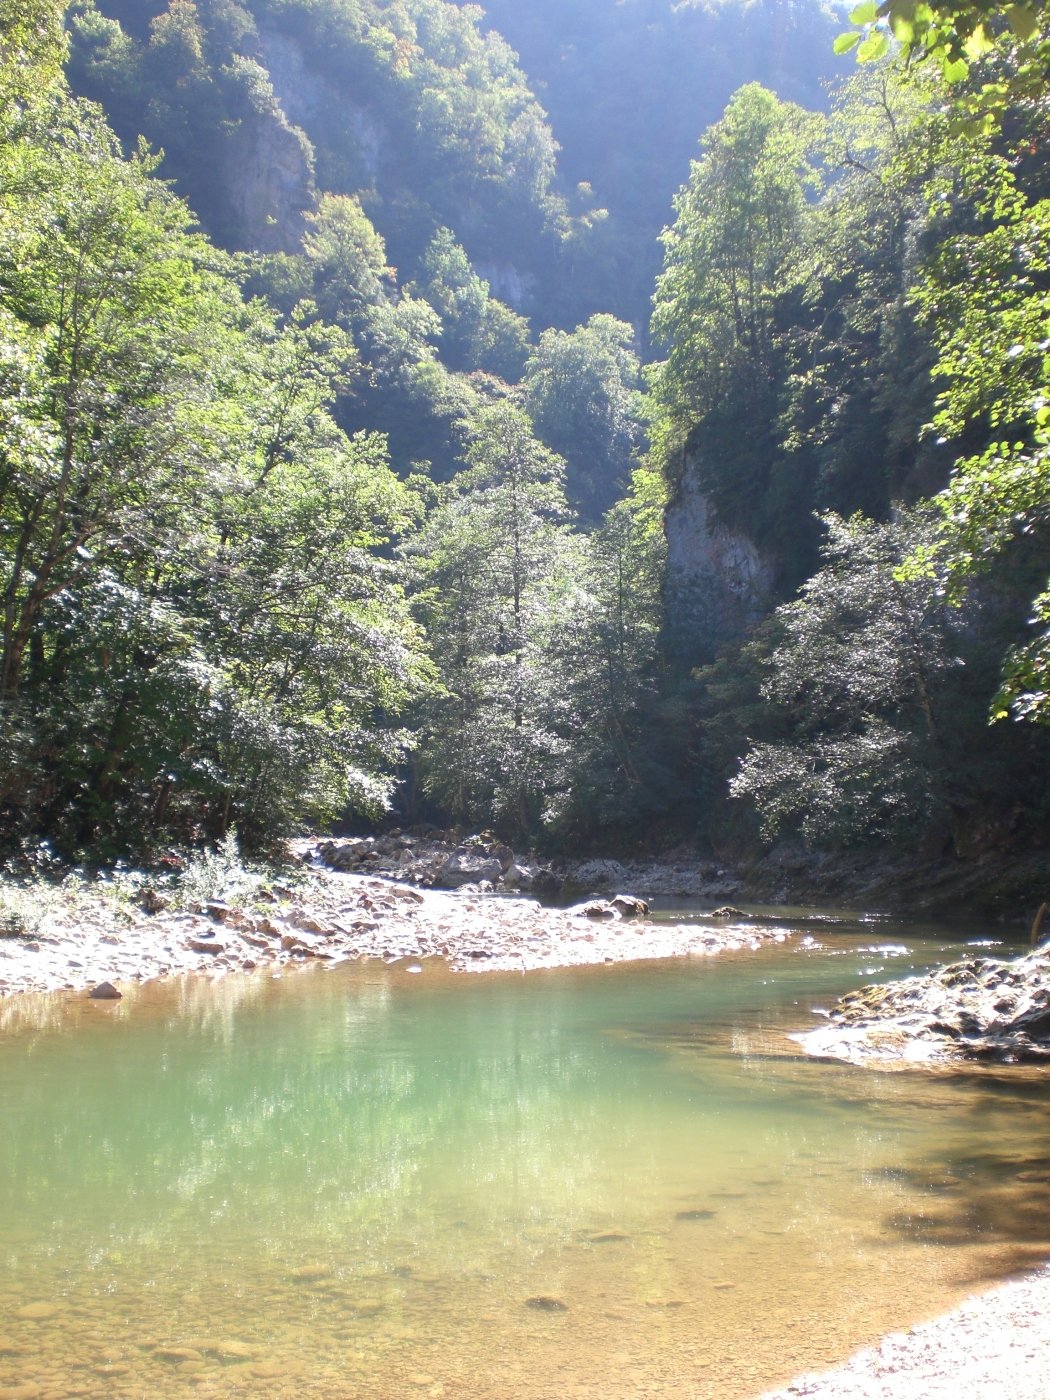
287;1265;333;1283
13;1305;61;1323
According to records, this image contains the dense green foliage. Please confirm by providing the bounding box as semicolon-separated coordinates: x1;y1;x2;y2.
840;0;1048;125
649;69;970;587
406;406;666;842
0;0;67;106
730;510;1049;849
0;93;428;857
651;83;824;465
915;172;1050;727
523;315;643;518
646;0;1050;854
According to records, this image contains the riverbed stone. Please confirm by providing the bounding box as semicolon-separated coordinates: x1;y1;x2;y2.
288;1265;332;1283
0;836;790;996
570;859;626;888
345;1299;385;1316
187;937;226;955
571;901;618;920
188;1339;255;1363
14;1304;62;1322
610;894;649;918
87;981;121;1000
525;1296;568;1312
250;1359;289;1378
153;1346;204;1364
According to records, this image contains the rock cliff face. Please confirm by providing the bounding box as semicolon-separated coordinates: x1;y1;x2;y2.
475;261;537;312
258;29;330;128
224;108;315;254
663;452;774;664
259;28;386;183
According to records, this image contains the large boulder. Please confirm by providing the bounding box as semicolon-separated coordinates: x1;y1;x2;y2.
436;852;504;889
610;894;649;918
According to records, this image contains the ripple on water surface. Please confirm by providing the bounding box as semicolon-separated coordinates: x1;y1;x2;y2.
0;924;1047;1399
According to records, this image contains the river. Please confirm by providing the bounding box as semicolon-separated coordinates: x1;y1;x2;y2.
0;907;1047;1398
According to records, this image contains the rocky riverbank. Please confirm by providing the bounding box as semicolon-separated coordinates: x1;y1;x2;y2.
797;945;1050;1066
0;845;781;1001
313;829;745;901
318;827;1050;921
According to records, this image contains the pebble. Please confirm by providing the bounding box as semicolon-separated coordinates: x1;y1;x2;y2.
153;1346;204;1364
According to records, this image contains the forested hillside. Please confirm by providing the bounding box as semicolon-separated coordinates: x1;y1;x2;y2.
1;0;1048;882
475;0;847;330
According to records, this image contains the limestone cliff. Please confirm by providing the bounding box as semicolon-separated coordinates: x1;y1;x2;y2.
474;261;537;313
258;27;386;187
223;102;315;254
663;452;774;664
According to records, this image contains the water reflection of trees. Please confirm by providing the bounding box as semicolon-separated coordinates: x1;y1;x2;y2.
4;961;1049;1302
0;968;631;1274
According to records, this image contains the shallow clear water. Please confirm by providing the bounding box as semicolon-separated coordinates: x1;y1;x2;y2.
1;916;1049;1399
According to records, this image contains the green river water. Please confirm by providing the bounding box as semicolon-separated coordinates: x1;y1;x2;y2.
1;910;1049;1399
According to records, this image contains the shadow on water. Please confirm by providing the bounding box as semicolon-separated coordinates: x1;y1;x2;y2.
869;1138;1050;1280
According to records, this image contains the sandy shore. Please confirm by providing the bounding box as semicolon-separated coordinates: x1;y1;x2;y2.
760;1265;1050;1400
2;859;1049;1399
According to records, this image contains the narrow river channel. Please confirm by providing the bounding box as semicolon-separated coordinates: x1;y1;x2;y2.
1;909;1048;1399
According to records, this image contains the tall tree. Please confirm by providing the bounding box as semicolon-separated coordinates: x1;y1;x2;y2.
545;467;674;843
730;510;963;844
650;83;825;462
917;185;1050;723
408;402;575;834
524;314;643;519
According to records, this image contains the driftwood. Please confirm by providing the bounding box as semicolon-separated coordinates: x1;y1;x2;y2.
1031;901;1049;947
